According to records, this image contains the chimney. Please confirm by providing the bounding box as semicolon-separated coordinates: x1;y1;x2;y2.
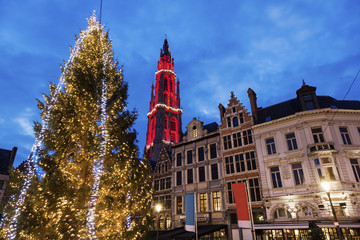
247;88;258;123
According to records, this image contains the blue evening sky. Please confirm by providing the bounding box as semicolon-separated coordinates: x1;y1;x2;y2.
0;0;359;167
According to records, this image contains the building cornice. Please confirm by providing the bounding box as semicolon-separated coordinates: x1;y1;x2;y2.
253;108;360;130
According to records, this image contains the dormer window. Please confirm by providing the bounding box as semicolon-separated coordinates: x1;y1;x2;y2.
192;126;198;138
304;95;314;110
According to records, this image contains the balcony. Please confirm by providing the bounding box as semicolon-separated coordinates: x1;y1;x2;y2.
308;142;336;153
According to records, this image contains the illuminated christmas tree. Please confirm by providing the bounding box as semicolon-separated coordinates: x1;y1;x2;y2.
1;13;152;239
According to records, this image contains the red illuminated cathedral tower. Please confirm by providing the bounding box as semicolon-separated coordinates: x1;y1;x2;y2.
145;39;182;161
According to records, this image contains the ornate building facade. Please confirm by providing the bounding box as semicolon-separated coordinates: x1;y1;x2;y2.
251;82;360;239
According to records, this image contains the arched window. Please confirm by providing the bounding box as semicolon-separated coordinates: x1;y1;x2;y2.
233;117;239;127
159;215;165;229
193;126;198;138
274;208;292;219
164;78;168;91
164;116;169;141
165;215;171;229
298;206;312;217
163;92;168;104
153;217;157;229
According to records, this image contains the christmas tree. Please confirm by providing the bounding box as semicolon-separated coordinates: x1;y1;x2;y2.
1;13;152;239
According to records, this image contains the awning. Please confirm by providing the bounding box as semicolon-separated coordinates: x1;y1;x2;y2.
316;222;360;228
254;223;309;230
155;225;227;239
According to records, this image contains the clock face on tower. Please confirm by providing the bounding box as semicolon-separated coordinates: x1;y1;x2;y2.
145;39;182;161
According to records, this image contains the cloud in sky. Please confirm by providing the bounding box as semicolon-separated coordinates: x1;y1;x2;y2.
0;0;359;166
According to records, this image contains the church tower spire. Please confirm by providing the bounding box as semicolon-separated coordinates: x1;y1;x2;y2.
145;39;183;161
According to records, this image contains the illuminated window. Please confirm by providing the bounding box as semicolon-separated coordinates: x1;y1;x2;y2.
223;135;232;150
286;133;298;151
266;138;277;155
199;193;207;212
165;216;171;229
339;127;352;145
274;208;292;219
225;156;235;174
243;129;253;145
159;215;165;229
176;196;182;214
292;163;305;185
314;157;336;181
192;126;198;138
271;166;282;188
212;192;221;211
312;128;325;143
350;159;360;182
233;132;242;148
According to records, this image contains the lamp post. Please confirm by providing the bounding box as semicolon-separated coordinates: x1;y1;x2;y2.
155;204;162;240
321;181;343;240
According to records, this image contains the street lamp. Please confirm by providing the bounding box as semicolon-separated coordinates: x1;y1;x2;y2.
321;181;343;240
155;204;162;240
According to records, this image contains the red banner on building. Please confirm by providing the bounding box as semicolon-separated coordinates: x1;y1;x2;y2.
232;182;251;228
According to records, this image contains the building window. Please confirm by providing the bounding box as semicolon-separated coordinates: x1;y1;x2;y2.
198;147;205;162
249;178;261;202
225;156;235;174
235;153;245;172
286;133;298;151
165;215;171;229
227;182;234;204
271;166;282;188
243;129;253;145
274;208;292;219
176;153;182;167
199;166;206;182
187;150;193;164
350;159;360;182
233;117;239;127
266;138;277;155
339;127;352;145
211;164;219;180
303;95;315;110
159;215;165;229
154;180;159;191
192;126;197;138
314;157;336;181
187;169;193;184
160;178;165;190
199;193;207;212
210;143;217;159
166;177;171;189
176;171;182;186
233;132;242;148
245;151;257;171
227;117;231;128
292;163;305;185
165;195;171;210
223;135;232;150
212;192;221;211
358;127;360;135
232;107;236;113
312;127;325;143
176;196;182;214
239;113;244;124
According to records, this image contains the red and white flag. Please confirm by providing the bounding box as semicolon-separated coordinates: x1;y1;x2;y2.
232;182;251;229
